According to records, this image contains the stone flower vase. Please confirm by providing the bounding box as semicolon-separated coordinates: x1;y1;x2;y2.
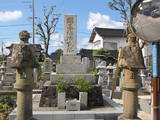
58;92;66;109
79;92;88;110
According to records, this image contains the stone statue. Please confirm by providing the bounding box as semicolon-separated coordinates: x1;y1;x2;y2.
9;30;41;120
96;61;107;86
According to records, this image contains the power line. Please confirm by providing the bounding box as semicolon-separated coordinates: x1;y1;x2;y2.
0;24;90;35
0;24;31;28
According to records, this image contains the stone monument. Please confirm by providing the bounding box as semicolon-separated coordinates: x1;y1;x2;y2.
96;61;107;86
0;60;16;90
42;57;52;74
5;58;16;88
106;63;116;89
51;15;95;84
9;30;41;120
40;15;105;109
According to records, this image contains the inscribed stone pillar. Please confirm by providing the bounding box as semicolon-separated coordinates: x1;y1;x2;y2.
64;15;77;55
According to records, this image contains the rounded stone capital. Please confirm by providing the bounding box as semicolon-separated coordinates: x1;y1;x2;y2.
122;82;140;90
14;83;35;91
19;30;30;43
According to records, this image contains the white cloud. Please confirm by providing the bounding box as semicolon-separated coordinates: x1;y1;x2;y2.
87;12;124;30
0;11;22;22
78;37;92;50
0;41;18;55
50;33;63;47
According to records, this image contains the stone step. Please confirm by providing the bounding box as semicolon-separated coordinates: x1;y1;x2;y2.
56;63;89;74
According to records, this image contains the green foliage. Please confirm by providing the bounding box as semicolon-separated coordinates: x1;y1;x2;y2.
0;95;15;114
55;49;63;56
56;60;60;64
92;49;108;56
91;69;98;79
40;73;50;81
0;96;14;107
0;103;12;113
35;61;43;68
79;48;84;53
74;76;92;92
56;75;68;93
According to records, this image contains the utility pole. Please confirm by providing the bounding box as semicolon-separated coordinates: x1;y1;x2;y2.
32;0;35;44
152;43;160;120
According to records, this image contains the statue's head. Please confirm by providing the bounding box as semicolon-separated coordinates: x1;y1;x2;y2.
19;30;30;43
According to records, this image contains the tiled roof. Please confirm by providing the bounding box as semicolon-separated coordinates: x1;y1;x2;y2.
89;27;126;43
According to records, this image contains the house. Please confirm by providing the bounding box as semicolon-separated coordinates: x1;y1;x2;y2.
89;27;127;50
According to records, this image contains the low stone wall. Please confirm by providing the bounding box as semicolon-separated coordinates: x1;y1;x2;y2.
39;84;103;107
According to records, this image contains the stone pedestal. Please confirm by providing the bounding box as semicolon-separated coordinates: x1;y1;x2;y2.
118;69;141;120
79;92;88;110
66;99;80;111
58;92;66;109
56;55;90;74
14;68;35;120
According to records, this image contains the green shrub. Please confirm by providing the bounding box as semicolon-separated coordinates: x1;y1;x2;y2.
0;95;15;113
92;49;107;56
91;69;98;79
56;75;68;93
74;76;92;92
35;61;43;68
40;73;50;81
56;60;60;64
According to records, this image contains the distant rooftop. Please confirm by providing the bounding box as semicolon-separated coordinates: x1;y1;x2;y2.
89;27;126;43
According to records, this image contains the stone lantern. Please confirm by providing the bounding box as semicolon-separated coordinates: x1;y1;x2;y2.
9;30;41;120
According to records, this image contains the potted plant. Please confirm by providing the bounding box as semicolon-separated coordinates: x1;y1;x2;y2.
74;76;92;110
56;75;68;109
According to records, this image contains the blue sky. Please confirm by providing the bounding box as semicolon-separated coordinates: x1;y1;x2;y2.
0;0;124;54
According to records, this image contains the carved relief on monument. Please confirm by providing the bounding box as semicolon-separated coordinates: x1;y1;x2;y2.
64;15;77;55
65;17;74;53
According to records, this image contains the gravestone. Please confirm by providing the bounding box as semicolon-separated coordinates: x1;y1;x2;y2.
96;61;107;86
41;15;103;110
0;59;16;89
64;15;77;55
82;57;90;72
42;58;52;74
51;15;95;84
106;64;116;89
79;92;88;110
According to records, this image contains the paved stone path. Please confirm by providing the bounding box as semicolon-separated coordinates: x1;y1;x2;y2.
113;98;151;120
